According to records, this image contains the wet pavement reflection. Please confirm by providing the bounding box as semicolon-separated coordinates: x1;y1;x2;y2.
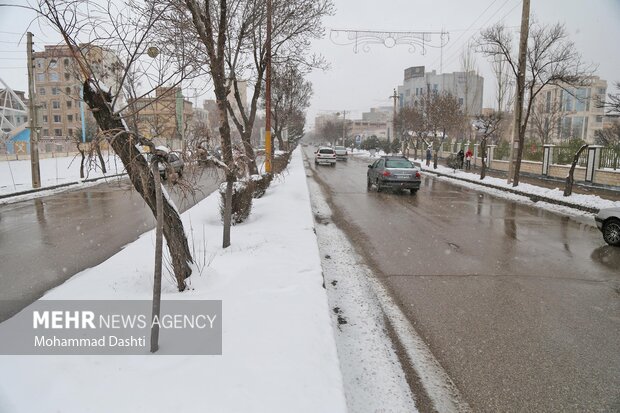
0;167;222;322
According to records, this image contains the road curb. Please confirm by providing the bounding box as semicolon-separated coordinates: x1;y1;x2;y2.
0;173;127;201
421;168;599;214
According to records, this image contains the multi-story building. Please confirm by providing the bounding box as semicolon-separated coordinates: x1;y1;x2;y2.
528;77;607;144
397;66;484;116
362;107;392;123
128;86;193;147
32;44;122;141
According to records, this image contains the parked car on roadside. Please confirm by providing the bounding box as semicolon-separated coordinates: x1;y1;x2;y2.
159;151;184;180
595;207;620;246
367;156;421;194
314;147;336;166
334;146;348;161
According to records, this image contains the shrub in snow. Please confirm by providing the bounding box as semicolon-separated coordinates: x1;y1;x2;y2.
272;151;291;174
219;179;253;225
250;173;272;199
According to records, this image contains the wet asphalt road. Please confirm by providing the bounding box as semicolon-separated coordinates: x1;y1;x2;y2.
304;147;620;413
0;165;222;322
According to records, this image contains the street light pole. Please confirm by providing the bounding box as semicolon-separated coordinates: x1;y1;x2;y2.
264;0;272;173
341;110;346;146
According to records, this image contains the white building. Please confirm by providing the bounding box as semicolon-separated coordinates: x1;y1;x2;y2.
397;66;484;116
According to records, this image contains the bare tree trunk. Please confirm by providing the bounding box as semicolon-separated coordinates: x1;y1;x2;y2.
83;81;192;290
95;139;107;173
240;130;258;175
150;159;163;353
564;144;588;196
480;138;488;180
77;141;85;179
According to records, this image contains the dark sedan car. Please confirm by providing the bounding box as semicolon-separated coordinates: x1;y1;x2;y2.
367;156;421;194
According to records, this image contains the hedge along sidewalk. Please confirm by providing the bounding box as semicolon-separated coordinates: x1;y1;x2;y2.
0;146;347;413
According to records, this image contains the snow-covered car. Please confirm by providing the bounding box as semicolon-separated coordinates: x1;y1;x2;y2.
367;156;421;194
595;207;620;246
314;147;336;166
334;146;348;161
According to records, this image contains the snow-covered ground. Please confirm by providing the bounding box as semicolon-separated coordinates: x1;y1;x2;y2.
0;148;347;413
350;150;619;215
0;153;124;196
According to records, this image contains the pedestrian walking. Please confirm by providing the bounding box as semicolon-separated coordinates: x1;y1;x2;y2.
426;147;432;167
457;149;464;169
465;148;473;170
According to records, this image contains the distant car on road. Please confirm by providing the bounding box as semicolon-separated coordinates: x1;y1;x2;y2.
367;156;421;194
315;147;336;166
159;151;184;180
595;207;620;246
334;146;348;161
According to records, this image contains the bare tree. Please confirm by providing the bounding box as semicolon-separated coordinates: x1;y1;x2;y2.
474;112;503;179
394;105;425;158
529;94;562;145
597;81;620;114
564;143;588;196
477;21;594;186
32;0;195;290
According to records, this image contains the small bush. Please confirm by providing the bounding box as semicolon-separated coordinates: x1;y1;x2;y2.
272;151;291;174
250;173;272;198
219;179;253;225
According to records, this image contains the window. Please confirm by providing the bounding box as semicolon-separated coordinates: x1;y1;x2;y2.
545;91;552;113
49;72;59;82
574;88;586;112
42;115;48;123
52;87;60;95
64;73;71;81
43;129;49;137
38;87;46;95
36;73;45;82
572;116;584;139
63;58;70;66
67;101;72;109
68;114;73;122
459;97;464;106
40;101;47;109
52;101;61;109
53;115;61;123
36;59;43;69
68;128;73;136
596;115;603;123
49;59;58;69
386;159;414;168
65;87;71;95
54;128;62;136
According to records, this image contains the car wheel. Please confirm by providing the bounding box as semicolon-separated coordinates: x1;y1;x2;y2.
410;189;418;195
376;179;383;192
367;177;372;190
602;218;620;246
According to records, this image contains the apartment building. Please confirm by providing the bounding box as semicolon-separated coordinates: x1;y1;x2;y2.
33;44;121;140
128;86;193;146
528;77;608;144
397;66;484;116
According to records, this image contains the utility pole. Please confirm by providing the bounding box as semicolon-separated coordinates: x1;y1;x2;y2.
264;0;272;173
341;110;346;146
507;0;530;186
390;88;399;145
26;32;41;188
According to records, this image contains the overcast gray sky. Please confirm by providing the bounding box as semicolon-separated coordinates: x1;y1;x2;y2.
306;0;620;127
1;0;619;130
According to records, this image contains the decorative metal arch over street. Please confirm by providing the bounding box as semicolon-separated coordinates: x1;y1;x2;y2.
329;29;449;55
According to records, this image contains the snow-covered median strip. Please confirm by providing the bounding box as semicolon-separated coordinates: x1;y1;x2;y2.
0;148;346;413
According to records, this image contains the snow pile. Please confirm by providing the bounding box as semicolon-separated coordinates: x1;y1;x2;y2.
0;154;124;196
0;148;346;413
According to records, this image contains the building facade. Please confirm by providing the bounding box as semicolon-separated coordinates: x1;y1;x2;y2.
527;77;608;144
32;44;121;141
397;66;484;116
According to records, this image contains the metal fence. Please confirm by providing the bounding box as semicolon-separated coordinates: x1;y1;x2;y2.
552;146;589;167
600;147;620;170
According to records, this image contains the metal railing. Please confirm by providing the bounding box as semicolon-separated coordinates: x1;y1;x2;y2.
600;147;620;170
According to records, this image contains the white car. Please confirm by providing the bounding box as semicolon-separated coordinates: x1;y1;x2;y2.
334;146;348;161
314;147;336;166
595;207;620;246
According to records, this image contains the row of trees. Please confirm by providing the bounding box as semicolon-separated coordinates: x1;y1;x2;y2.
27;0;331;289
